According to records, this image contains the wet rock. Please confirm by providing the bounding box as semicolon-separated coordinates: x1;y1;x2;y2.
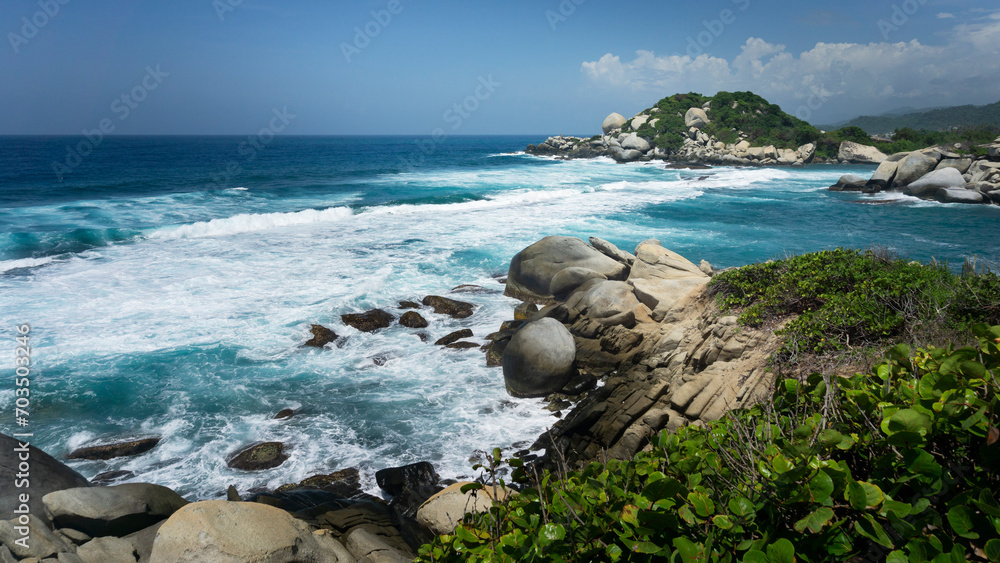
445;341;480;350
276;468;362;498
90;470;135;486
376;462;442;520
434;329;473;346
42;483;188;538
341;309;395;332
399;311;429;328
485;338;509;367
68;437;161;461
303;324;338;348
273;408;295;420
422;295;475;318
227;442;289;471
398;300;421;309
562;373;597;396
451;284;498;295
513;301;538;320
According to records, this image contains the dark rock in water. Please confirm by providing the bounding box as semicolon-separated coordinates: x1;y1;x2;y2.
303;324;338;348
435;329;473;346
227;485;241;501
399;311;429;328
495;276;508;284
275;467;362;498
371;353;391;366
227;442;289;471
417;331;431;342
451;284;498;294
341;309;395;332
68;437;161;461
399;300;421;309
486;338;510;367
376;462;439;497
90;470;135;486
665;162;711;170
563;373;597;396
422;295;475;318
500;319;525;331
273;408;295;420
1;433;92;526
445;341;480;350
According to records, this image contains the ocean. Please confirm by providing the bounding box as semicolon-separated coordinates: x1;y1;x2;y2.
1;135;998;500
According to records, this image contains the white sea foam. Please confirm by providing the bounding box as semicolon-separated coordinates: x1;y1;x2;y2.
148;206;354;239
0;256;56;274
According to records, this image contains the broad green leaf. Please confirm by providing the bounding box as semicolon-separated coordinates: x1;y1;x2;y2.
794;506;834;533
766;538;795;563
859;481;884;508
729;496;755;518
847;480;867;511
633;541;663;555
460;482;484;493
621;504;639;525
984;539;1000;562
886;409;932;435
886;551;907;563
854;514;893;548
946;506;979;539
537;522;565;546
713;514;734;530
742;551;767;563
808;470;834;504
688;491;715;518
673;537;706;562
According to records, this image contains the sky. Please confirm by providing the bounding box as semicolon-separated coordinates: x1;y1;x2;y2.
2;0;999;135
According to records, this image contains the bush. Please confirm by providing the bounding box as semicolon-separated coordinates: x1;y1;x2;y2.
416;326;1000;562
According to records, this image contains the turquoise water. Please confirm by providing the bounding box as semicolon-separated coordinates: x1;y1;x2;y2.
1;136;997;499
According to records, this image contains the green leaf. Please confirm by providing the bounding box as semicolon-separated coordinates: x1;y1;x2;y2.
688;491;715;518
848;480;867;511
794;506;835;533
673;537;706;563
713;514;734;530
985;539;1000;562
886;409;932;435
460;482;484;494
854;514;893;548
859;481;885;509
454;525;481;544
808;470;835;504
729;496;755;518
621;504;639;525
886;550;907;563
537;522;565;546
742;551;767;563
765;538;794;563
946;506;979;539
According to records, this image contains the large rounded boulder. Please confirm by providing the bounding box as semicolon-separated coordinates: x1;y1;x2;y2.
684;108;710;129
502;318;576;398
902;167;966;198
602;112;627;134
1;433;92;525
505;236;629;303
892;151;941;188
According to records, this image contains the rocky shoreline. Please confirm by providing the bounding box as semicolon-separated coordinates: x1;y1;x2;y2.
1;236;794;561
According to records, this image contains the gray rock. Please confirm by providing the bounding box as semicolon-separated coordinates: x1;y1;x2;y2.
68;438;161;461
345;527;412;563
398;311;428;328
0;546;14;563
422;295;475;319
830;174;867;191
629;115;649;130
123;521;163;563
796;143;816;163
865;160;899;191
304;325;338;348
684;108;710;129
621;133;651;152
42;483;188;538
502;318;576;398
549;267;607;301
893;151;941;188
76;537;137;563
148;500;348;562
602;113;626;134
227;442;288;471
341;309;394;332
505;236;628;303
837;141;886;164
903;167;967;198
614;149;644;162
936;158;973;174
935;188;985;204
416;482;509;536
565;280;641;327
588;237;636;266
0;514;73;560
627;240;709;321
1;434;92;526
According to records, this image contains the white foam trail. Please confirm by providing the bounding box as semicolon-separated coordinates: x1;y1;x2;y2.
0;256;56;274
149;207;353;239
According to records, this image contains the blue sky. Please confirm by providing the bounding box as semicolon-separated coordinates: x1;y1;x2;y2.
2;0;999;135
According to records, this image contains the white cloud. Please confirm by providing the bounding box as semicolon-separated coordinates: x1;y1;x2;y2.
937;13;955;19
581;13;1000;122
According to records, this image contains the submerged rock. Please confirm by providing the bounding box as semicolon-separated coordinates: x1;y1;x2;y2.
399;311;429;328
90;470;135;486
935;188;985;204
502;318;576;398
68;437;161;461
434;329;473;346
341;309;395;332
227;442;289;471
273;408;295;420
422;295;475;318
303;324;338;348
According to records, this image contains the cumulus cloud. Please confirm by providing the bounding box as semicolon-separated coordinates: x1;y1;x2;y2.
581;13;1000;122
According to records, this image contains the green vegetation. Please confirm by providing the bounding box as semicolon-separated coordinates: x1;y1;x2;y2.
415;252;1000;562
829;101;1000;136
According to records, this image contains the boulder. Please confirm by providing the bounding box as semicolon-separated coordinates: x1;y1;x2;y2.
148;500;347;562
549;267;607;301
513;302;538;320
969;161;1000;183
398;311;428;328
505;236;629;303
893;151;941;188
602;113;626;134
796;143;816;163
627;240;709;322
903;167;967;198
629;115;649;130
416;483;510;535
734;140;750;152
746;147;765;160
621;133;651;152
42;483;188;537
865;160;899;191
614;149;644;162
684;108;710;129
421;295;475;319
398;300;420;309
434;329;473;346
564;280;641;327
936;158;972;174
502;318;576;398
227;442;288;471
276;467;362;498
273;409;295;420
588;237;636;265
76;537;138;563
303;325;338;348
68;437;161;461
829;174;867;191
341;309;394;332
837;141;886;164
376;462;442;519
935;188;985;204
344;526;413;563
0;513;73;560
1;433;91;525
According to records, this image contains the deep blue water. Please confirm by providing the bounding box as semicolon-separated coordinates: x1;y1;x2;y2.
1;135;997;499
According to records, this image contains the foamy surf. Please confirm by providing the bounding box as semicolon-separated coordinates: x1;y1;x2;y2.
148;206;354;239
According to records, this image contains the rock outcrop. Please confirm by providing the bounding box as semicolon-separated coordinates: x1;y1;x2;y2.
502;318;577;397
837;141;887;164
42;483;188;537
505;235;629;303
1;433;92;525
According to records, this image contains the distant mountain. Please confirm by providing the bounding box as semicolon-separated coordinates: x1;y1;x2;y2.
824;101;1000;135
